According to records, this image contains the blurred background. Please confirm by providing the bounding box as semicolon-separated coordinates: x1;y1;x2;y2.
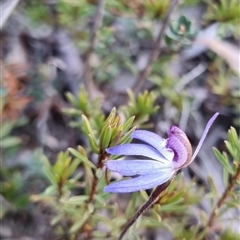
1;0;239;239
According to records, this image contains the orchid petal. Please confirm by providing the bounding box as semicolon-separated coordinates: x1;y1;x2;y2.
104;170;175;193
190;112;219;164
105;160;173;176
106;144;171;162
132;130;174;160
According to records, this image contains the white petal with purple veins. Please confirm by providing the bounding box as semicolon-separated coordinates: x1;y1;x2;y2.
104;170;175;193
106;144;171;162
105;159;173;176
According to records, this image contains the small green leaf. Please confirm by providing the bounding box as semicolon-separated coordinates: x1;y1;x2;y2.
99;122;110;143
111;124;123;142
77;145;88;158
105;107;116;124
213;147;234;174
225;201;239;208
1;122;15;139
223;166;229;187
87;134;99;153
160;203;188;211
94;195;107;206
61;108;82;116
68;148;96;169
65;92;77;106
165;191;184;205
69;211;91;233
101;126;113;149
51;214;64;225
60;195;88;205
207;176;218;195
96;168;103;179
82;114;95;137
118;126;136;144
122;116;135;133
125;192;138;218
113;115;121;125
42;185;57;196
0;137;21;148
43;165;56;185
225;141;237;160
66;158;81;178
92;230;107;238
228;127;238;146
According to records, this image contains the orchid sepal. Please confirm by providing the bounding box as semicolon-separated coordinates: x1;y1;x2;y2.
104;113;219;193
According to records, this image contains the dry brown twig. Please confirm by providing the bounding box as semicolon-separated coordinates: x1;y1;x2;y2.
84;0;106;100
132;0;180;94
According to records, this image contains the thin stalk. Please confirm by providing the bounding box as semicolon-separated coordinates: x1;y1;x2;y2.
132;0;179;94
88;149;106;203
84;0;105;99
204;162;240;235
118;181;171;240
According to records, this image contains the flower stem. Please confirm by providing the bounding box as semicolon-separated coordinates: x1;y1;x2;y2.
205;162;240;234
118;181;171;240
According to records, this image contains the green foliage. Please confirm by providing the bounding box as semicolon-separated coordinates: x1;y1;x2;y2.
31;101;139;237
121;90;159;128
64;87;139;153
3;1;240;239
207;59;240;126
23;0;94;28
32;84;194;238
64;86;159;155
0;149;45;217
213;127;240;180
203;0;240;37
31;150;91;234
165;15;197;48
63;85;105;132
0;171;29;210
0;106;29;216
22;1;50;25
220;228;240;240
0;121;21;149
150;73;185;108
196;127;240;239
143;0;170;19
204;0;240;23
122;176;203;240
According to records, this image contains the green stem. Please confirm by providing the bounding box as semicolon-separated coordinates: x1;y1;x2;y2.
204;162;240;236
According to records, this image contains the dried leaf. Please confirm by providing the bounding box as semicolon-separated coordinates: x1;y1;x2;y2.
197;38;240;74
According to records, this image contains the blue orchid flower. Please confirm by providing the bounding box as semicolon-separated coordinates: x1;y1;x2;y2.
104;113;219;193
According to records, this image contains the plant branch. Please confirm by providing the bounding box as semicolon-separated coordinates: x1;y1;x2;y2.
205;162;240;232
118;181;171;240
88;149;106;203
84;0;105;100
132;0;179;94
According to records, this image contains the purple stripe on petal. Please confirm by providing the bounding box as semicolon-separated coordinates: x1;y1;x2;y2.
132;130;174;161
105;160;173;176
106;144;170;162
104;170;175;193
167;126;192;169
